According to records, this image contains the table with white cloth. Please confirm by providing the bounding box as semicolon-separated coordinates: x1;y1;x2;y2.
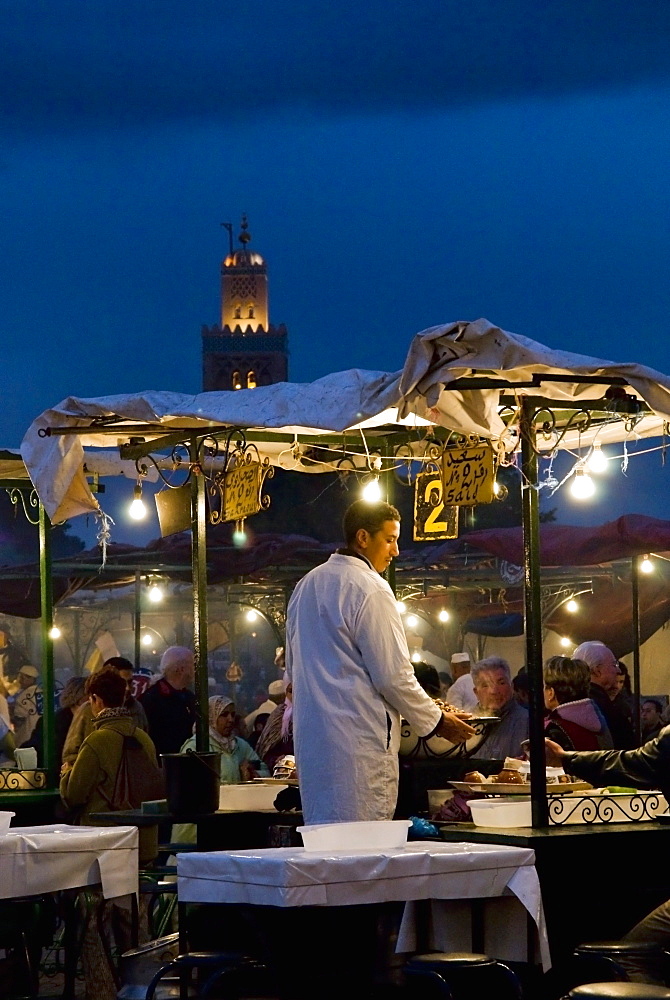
177;841;550;994
0;824;139;999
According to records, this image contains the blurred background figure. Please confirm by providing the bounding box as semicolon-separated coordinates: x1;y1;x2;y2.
641;698;664;742
573;641;636;749
139;646;196;756
12;664;40;746
543;655;613;751
243;679;285;737
513;667;530;708
447;652;477;711
181;696;269;784
438;670;452;701
256;682;294;773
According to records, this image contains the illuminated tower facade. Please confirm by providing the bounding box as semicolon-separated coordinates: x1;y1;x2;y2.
202;217;289;391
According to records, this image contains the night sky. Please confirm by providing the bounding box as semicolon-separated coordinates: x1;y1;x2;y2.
4;1;670;540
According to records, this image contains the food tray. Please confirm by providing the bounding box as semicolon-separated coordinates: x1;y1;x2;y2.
449;780;592;795
253;777;299;786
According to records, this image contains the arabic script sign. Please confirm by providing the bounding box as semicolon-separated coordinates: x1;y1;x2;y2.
413;471;458;541
223;462;263;522
441;443;495;506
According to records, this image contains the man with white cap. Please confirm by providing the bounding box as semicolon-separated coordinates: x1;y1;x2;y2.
445;652;478;712
243;679;285;736
573;640;636;750
12;664;40;746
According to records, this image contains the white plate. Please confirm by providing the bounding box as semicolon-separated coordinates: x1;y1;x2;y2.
449;780;592;795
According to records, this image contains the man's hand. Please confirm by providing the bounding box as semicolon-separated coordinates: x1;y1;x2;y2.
544;738;568;767
60;761;73;778
435;710;476;743
239;760;256;782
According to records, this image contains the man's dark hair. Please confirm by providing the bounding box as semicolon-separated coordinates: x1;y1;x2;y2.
544;656;590;704
413;661;441;698
103;656;134;674
342;500;401;545
88;669;127;708
643;698;663;714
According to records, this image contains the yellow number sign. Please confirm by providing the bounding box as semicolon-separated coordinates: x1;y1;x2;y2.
441;443;494;506
413;471;458;541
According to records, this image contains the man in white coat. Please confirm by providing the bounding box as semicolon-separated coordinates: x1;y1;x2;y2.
286;500;476;824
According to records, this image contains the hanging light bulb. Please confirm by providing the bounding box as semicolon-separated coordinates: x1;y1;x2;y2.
245;609;259;622
560;636;572;648
49;625;61;639
148;582;164;603
129;482;147;520
566;599;579;613
570;465;595;500
142;633;153;646
232;520;247;547
361;476;382;503
406;614;418;628
411;650;422;663
587;443;608;474
396;600;407;613
640;555;654;574
438;609;450;623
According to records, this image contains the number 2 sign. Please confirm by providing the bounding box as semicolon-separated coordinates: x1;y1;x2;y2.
413;471;458;541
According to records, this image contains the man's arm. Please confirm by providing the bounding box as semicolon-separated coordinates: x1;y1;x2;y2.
546;728;670;790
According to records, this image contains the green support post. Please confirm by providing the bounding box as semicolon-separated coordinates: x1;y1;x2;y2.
520;399;548;827
39;502;56;785
134;569;141;672
631;555;642;745
190;443;209;752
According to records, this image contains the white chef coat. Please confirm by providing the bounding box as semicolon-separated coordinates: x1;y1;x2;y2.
446;672;478;712
286;551;442;824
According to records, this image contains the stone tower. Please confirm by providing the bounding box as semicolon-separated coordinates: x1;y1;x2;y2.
202;217;289;391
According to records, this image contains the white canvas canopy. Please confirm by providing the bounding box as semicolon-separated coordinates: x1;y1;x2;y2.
21;318;670;523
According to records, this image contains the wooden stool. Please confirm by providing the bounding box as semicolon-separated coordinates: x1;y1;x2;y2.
574;943;669;986
404;951;523;999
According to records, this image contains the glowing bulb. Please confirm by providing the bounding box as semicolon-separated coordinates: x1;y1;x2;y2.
362;476;382;502
49;626;61;639
570;467;595;500
566;599;578;613
406;614;418;628
438;609;450;622
232;528;247;547
640;555;654;574
411;651;421;663
560;637;572;648
129;483;147;520
587;443;608;474
141;633;152;646
245;609;259;622
148;583;164;603
396;601;407;613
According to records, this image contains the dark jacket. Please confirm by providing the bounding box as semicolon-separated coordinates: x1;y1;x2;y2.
589;683;637;750
139;678;197;756
563;725;670;805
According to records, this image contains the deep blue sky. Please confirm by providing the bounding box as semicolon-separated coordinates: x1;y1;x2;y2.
3;1;670;539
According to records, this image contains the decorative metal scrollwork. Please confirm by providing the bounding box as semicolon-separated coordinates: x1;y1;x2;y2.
548;791;665;825
6;487;40;525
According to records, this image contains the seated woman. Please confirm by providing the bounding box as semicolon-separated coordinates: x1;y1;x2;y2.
544;655;614;751
180;696;270;782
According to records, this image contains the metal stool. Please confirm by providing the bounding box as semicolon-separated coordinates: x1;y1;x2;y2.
144;951;267;1000
404;951;523;999
574;943;669;987
563;984;670;998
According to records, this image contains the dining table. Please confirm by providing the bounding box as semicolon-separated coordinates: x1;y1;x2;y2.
176;839;550;996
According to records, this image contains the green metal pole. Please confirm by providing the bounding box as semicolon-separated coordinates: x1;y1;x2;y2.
38;502;56;785
190;444;209;752
520;399;548;827
383;438;397;596
631;556;642;745
134;569;142;671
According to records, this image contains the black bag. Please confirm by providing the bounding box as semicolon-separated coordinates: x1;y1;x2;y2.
101;732;165;810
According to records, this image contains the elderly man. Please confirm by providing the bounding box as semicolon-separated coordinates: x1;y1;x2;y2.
471;656;529;759
287;500;475;824
573;640;636;749
139;646;197;755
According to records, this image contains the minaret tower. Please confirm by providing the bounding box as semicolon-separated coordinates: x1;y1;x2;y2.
202;216;289;391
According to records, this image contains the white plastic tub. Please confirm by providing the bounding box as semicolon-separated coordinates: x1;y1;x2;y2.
297;819;411;852
469;798;532;828
0;811;15;835
218;782;287;811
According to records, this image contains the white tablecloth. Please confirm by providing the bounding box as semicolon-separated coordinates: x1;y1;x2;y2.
178;841;550;969
0;824;139;900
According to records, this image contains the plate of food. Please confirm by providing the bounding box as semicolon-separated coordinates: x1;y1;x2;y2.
449;774;592;795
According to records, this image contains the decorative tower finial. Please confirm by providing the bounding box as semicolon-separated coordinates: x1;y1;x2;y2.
238;214;251;245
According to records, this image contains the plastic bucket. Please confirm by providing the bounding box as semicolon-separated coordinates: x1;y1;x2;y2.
161;752;221;816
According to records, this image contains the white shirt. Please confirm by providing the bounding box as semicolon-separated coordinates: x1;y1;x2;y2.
447;672;478;712
286;552;441;824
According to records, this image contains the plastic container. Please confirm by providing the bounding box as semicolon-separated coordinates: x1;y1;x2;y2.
469;797;532;828
161;752;221;816
297;819;411;851
0;811;15;835
219;782;287;811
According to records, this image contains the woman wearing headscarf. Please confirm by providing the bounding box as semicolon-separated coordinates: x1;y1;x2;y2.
180;696;269;783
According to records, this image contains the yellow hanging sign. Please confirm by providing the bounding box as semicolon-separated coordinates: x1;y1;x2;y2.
441;443;495;506
223;461;264;522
